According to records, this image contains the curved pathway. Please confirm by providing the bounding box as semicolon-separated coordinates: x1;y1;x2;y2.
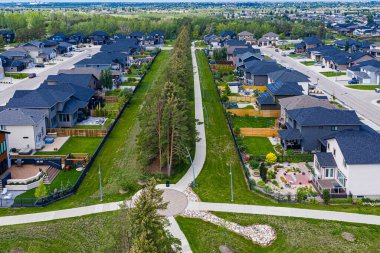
0;43;380;253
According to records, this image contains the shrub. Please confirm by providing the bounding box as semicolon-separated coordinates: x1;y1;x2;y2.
356;198;363;206
35;179;47;199
265;152;277;164
322;189;331;204
259;163;268;182
267;170;275;180
296;187;308;203
280;176;287;184
250;160;260;170
272;180;279;187
257;180;266;187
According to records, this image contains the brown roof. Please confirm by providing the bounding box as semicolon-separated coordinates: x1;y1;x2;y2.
279;95;337;111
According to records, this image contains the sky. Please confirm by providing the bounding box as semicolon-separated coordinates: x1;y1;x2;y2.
3;0;359;2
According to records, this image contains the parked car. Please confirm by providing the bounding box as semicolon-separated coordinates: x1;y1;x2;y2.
375;88;380;93
63;53;73;57
275;49;279;52
28;73;36;78
348;78;359;84
281;52;286;56
35;64;45;68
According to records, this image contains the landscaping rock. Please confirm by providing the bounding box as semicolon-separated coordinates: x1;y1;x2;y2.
219;245;233;253
341;232;356;242
119;189;128;194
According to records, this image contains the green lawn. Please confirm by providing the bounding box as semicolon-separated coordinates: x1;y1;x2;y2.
231;116;276;128
15;169;82;200
301;61;316;66
288;53;304;58
0;51;172;217
347;85;380;90
242;136;275;156
193;50;380;215
72;119;113;130
176;212;380;253
320;71;346;77
5;72;29;79
0;211;125;252
35;137;102;156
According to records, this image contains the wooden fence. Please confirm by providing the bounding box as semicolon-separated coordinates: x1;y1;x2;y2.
242;85;267;92
47;128;107;137
211;65;234;70
228;96;256;103
103;96;119;103
240;128;279;137
227;109;280;117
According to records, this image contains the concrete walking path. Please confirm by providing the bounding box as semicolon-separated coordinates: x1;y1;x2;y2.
186;202;380;226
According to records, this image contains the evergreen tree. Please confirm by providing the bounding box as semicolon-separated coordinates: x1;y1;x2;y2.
120;178;181;253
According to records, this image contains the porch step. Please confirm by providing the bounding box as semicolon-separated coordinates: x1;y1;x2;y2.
43;166;60;184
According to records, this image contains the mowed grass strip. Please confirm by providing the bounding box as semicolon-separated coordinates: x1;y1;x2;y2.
176;212;380;253
231;116;276;128
347;85;380;90
193;50;269;204
0;51;171;217
243;136;275;156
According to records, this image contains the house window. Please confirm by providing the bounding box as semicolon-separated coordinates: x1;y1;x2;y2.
327;143;330;151
333;148;336;157
343;159;347;168
337;170;346;187
59;114;70;122
331;126;338;131
325;168;334;178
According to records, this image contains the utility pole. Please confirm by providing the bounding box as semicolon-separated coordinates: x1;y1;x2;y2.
229;162;234;202
186;146;197;187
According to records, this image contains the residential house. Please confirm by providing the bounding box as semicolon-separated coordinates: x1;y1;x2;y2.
334;38;371;53
0;30;15;44
203;34;221;48
0;55;26;72
0;130;11;179
100;38;139;54
256;82;304;110
147;30;165;45
346;60;380;84
295;37;323;53
0;108;47;150
235;51;263;69
232;47;261;67
278;107;362;152
58;67;102;83
220;30;236;41
74;51;130;71
237;31;256;45
49;33;69;42
314;130;380;199
243;61;284;86
56;42;73;54
278;95;337;122
224;39;248;60
46;73;101;90
69;32;87;45
128;31;146;43
369;42;380;57
88;31;110;45
324;51;373;71
6;82;96;128
258;32;279;47
9;41;57;63
267;69;310;93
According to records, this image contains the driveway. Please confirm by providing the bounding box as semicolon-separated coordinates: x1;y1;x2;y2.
260;47;380;128
0;46;100;105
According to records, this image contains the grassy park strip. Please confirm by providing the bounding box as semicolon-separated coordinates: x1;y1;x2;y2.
347;85;380;90
0;50;172;217
176;212;380;253
193;50;380;215
320;71;346;77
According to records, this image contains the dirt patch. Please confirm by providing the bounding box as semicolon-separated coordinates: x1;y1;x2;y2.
341;232;356;242
219;245;233;253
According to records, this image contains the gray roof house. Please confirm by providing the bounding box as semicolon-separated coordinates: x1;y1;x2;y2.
0;108;47;150
313;129;380;199
279;107;362;152
6;82;96;128
74;52;130;71
243;61;284;86
46;73;101;90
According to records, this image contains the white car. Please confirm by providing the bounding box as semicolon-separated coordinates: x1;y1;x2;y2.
375;88;380;93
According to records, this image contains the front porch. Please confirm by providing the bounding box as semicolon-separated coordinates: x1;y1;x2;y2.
311;177;347;198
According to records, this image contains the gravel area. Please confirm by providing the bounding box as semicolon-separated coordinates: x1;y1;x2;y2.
182;187;276;247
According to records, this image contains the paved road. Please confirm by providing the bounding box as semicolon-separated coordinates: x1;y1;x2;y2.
260;47;380;127
0;46;100;105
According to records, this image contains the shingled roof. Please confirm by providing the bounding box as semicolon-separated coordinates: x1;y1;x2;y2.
0;108;46;126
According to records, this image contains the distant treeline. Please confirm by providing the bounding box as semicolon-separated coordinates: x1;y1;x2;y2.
0;11;324;42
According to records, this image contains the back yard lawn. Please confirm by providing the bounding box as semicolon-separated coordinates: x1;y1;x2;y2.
15;168;82;200
320;71;346;77
35;137;102;156
176;212;380;253
241;136;275;156
347;85;380;90
231;116;276;128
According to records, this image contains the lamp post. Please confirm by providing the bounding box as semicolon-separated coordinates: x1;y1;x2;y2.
186;147;197;187
229;162;234;202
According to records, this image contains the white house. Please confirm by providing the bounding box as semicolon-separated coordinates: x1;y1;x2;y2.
0;108;47;151
314;130;380;199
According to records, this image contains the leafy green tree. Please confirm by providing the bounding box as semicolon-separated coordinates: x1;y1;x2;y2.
34;179;47;199
296;187;308;203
